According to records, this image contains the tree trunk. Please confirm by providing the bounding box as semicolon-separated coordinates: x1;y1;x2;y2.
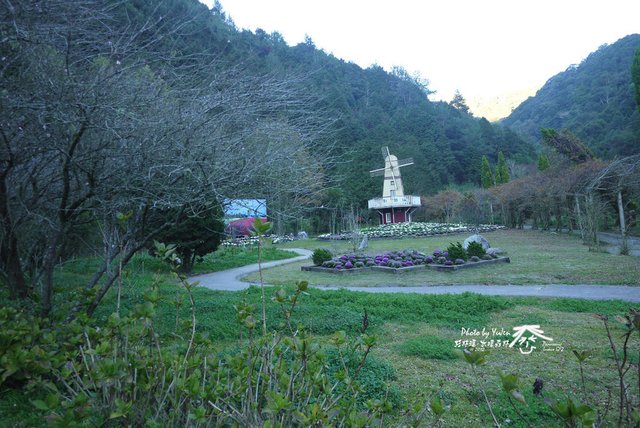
0;171;29;298
489;201;494;225
41;231;63;316
85;243;142;317
574;195;585;241
617;190;628;255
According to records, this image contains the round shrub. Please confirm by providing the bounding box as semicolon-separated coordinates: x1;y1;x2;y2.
437;256;447;264
481;254;493;260
454;258;465;265
444;260;454;266
469;255;480;262
466;241;486;258
312;248;333;266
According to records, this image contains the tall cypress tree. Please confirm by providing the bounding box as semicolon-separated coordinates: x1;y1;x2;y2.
495;151;510;185
481;155;494;188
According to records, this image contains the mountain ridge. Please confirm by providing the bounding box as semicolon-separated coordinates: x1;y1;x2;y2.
503;34;640;157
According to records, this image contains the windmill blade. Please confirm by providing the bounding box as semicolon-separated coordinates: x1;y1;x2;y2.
397;157;414;167
381;146;390;159
370;169;385;177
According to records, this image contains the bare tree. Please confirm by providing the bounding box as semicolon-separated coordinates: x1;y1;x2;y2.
586;155;640;253
1;0;335;316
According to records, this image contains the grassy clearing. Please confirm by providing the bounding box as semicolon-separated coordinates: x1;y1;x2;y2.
374;304;634;426
4;232;638;426
4;278;637;427
257;229;640;285
87;272;635;426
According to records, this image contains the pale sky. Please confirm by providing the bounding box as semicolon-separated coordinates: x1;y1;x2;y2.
201;0;639;119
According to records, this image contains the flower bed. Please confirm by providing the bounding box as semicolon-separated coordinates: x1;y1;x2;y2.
303;247;509;274
320;250;429;270
317;222;505;240
221;236;259;248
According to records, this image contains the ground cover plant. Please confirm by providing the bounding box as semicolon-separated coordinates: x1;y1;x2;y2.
248;229;640;286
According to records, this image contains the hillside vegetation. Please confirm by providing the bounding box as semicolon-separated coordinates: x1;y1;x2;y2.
176;1;536;204
504;34;640;157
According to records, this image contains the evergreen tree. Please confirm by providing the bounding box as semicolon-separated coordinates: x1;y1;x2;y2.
481;156;494;188
540;128;594;164
151;202;225;273
450;90;470;114
537;153;550;171
495;151;510;184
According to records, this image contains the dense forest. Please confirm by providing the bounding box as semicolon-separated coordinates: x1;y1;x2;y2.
503;34;640;157
159;0;537;206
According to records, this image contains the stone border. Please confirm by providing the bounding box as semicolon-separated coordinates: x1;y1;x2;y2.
426;257;510;271
301;257;510;274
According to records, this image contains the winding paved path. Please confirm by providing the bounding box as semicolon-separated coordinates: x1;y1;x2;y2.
192;249;313;291
192;249;640;302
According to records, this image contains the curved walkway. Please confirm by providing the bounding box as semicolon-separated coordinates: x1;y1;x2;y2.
193;248;313;291
192;249;640;302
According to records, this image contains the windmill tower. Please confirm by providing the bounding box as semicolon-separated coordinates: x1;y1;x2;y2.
368;147;421;224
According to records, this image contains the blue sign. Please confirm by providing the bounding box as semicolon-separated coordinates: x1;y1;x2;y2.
224;199;267;218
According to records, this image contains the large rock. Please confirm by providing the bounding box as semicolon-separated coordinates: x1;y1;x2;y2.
463;234;490;250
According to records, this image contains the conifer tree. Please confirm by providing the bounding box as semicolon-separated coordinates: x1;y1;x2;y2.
495;151;510;184
481;156;494;188
537;153;550;171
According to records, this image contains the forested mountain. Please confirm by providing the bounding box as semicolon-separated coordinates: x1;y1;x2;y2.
145;0;536;206
503;34;640;157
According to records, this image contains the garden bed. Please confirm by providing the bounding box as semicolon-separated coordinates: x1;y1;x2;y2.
302;256;510;274
317;222;505;240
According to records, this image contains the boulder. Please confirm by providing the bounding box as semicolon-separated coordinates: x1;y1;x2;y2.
486;247;505;256
463;234;490;250
297;230;309;240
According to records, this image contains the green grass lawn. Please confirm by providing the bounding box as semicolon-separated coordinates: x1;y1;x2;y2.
90;281;635;427
256;229;640;286
2;231;639;427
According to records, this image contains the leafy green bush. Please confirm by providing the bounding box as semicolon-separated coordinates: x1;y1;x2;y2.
446;242;467;261
312;248;333;266
0;307;76;388
466;241;486;258
325;346;401;407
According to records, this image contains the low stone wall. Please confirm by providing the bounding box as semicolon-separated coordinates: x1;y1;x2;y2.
301;257;510;274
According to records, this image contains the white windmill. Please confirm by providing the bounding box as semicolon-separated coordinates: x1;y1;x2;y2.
367;146;421;224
